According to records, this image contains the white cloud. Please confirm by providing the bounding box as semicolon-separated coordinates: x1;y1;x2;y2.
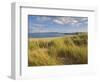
53;17;87;25
31;23;46;28
53;19;64;25
36;16;51;22
29;26;46;33
29;23;50;33
81;18;87;21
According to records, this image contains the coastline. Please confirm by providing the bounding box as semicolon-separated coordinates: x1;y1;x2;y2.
28;35;76;41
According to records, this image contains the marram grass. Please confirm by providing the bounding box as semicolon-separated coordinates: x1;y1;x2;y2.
28;33;88;66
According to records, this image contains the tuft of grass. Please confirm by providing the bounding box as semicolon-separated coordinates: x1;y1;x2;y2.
28;49;61;66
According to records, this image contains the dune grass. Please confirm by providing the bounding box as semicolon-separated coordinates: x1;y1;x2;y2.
28;33;88;66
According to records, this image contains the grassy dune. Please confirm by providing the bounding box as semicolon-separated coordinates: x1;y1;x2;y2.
28;33;88;66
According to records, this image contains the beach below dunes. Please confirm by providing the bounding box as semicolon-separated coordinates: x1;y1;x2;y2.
28;35;76;41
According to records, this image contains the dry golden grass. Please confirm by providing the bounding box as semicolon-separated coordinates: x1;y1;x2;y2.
28;33;88;66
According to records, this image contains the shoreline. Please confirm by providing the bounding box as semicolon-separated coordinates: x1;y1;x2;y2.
28;35;73;40
28;36;64;41
28;35;76;41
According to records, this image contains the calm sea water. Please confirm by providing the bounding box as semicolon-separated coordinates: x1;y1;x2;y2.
28;33;65;38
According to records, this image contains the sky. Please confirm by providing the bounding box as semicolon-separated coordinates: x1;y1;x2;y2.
28;15;88;33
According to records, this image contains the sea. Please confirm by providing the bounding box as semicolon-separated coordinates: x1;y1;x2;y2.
28;32;65;38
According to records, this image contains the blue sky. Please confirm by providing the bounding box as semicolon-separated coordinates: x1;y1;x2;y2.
28;15;88;33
